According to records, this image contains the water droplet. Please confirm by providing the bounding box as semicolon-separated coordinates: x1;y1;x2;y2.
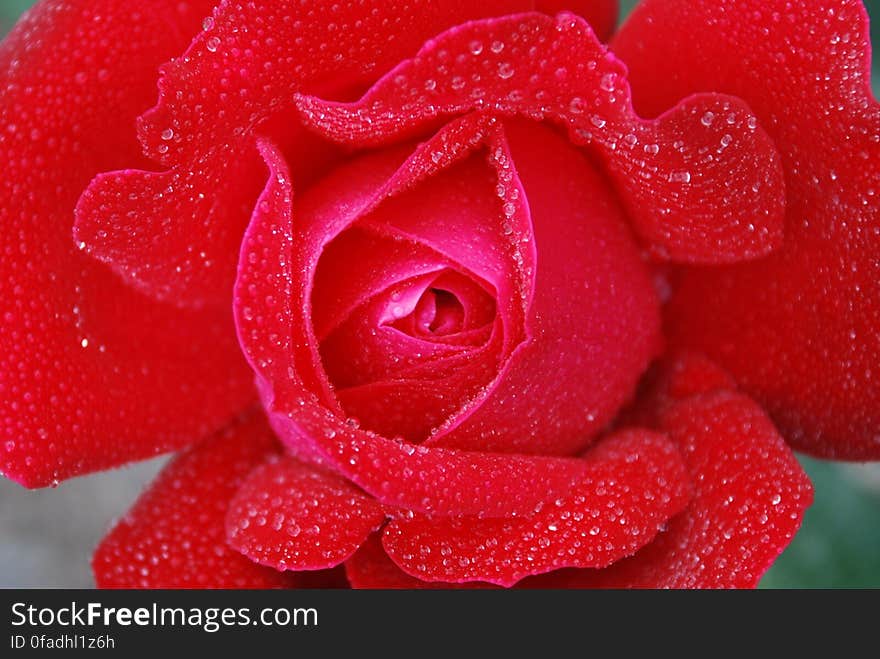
568;97;585;114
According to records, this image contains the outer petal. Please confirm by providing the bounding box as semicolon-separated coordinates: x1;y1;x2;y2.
614;0;880;458
226;456;386;571
73;146;270;307
590;393;813;588
348;357;809;590
93;411;295;589
75;0;535;304
536;1;618;42
295;12;785;265
381;429;689;587
139;1;535;167
0;0;254;487
531;374;813;589
615;351;739;429
346;535;495;589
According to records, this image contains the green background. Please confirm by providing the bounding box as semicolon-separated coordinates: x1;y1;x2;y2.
1;1;878;588
0;0;33;28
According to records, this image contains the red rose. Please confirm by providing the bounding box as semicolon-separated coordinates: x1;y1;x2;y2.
1;0;876;588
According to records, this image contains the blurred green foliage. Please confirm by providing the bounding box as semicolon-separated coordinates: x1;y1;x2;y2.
2;0;879;589
762;459;880;588
0;0;33;28
619;0;641;18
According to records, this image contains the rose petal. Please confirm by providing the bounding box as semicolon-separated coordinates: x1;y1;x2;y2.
265;401;597;518
355;121;530;363
311;227;453;341
320;273;478;388
93;411;295;589
427;120;660;454
320;142;528;441
382;429;689;587
226;456;386;571
73;146;269;307
0;0;254;488
346;535;495;589
358;144;528;314
140;1;536;167
655;352;740;405
536;1;618;42
325;279;502;444
315;147;519;407
334;357;499;441
533;390;813;589
614;0;880;459
295;12;785;265
252;114;659;456
240;126;511;422
616;351;739;429
74;118;342;307
75;1;535;305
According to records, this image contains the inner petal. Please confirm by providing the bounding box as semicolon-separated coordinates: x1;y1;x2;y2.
306;149;521;443
389;270;496;342
316;266;502;441
318;267;497;392
417;289;464;334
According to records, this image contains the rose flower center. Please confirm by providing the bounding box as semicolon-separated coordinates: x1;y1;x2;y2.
297;119;660;456
310;211;503;443
386;272;496;340
405;288;464;334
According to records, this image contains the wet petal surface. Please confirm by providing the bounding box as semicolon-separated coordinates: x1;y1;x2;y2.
615;0;880;458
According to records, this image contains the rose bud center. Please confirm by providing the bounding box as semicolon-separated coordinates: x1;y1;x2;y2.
386;272;495;337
